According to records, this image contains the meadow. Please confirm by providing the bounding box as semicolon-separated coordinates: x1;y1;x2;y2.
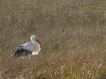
0;0;106;79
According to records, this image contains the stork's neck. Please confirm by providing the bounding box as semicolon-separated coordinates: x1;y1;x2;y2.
32;40;36;44
32;40;39;46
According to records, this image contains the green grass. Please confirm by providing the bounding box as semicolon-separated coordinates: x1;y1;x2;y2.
0;0;106;79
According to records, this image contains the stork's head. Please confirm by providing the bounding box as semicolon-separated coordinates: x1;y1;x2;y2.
31;35;36;41
31;35;42;45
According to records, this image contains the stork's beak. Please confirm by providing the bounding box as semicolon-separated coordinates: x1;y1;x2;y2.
36;39;42;45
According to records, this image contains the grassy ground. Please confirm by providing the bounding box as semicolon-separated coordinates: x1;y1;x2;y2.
0;0;106;79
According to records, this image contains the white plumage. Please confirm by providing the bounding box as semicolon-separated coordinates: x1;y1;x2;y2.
12;35;42;57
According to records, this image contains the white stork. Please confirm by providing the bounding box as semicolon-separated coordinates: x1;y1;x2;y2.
12;35;42;57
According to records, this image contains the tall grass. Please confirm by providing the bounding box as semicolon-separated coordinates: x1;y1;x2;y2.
0;0;106;79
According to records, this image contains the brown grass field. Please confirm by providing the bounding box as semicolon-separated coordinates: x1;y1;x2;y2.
0;0;106;79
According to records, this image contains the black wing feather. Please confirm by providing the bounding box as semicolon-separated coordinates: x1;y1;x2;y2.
12;46;32;57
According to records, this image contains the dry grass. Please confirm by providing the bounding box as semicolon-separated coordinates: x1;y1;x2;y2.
0;0;106;79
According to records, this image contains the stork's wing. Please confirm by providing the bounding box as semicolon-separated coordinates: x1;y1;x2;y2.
12;48;32;57
22;42;35;51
